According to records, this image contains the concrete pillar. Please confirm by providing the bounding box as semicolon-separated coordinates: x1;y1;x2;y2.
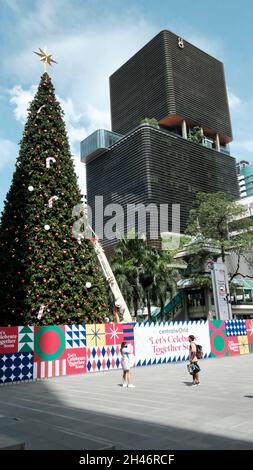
182;120;187;139
215;134;220;151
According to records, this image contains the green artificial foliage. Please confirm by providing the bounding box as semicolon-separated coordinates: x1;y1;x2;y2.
140;117;159;128
0;73;110;326
188;126;204;144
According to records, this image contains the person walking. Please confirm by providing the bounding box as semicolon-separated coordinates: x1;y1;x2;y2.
189;335;200;386
120;341;135;388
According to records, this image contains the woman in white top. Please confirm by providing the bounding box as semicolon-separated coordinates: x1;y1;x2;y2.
121;341;135;388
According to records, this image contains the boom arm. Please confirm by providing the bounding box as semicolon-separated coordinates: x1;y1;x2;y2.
89;234;132;323
73;202;132;322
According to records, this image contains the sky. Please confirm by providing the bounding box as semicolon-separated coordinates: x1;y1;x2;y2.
1;0;253;215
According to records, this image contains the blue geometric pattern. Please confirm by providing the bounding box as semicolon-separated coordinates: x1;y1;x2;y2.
225;320;246;337
65;325;86;349
123;323;135;341
86;345;122;372
136;320;207;328
136;351;210;367
0;352;34;383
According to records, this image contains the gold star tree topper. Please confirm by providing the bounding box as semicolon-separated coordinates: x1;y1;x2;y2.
33;47;57;72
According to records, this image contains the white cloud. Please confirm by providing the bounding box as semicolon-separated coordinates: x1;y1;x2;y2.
9;85;36;123
227;89;241;109
72;157;86;196
0;139;18;171
6;3;154;129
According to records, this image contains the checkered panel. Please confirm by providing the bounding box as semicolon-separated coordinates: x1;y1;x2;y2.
0;352;33;383
225;320;246;337
86;345;122;372
65;325;86;349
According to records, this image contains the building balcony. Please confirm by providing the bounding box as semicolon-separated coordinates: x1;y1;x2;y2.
80;129;122;163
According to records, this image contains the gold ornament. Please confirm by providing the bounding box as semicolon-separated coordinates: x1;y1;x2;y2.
33;47;57;72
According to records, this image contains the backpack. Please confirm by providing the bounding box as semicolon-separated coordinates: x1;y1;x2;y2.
196;344;203;359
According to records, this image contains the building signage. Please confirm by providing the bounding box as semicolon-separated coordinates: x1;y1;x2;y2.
134;321;211;365
211;262;232;320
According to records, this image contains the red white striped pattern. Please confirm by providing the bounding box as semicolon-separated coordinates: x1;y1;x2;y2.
34;360;66;379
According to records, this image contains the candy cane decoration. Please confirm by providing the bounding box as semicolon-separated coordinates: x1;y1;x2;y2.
46;157;56;168
36;105;46;115
48;195;58;208
37;304;45;320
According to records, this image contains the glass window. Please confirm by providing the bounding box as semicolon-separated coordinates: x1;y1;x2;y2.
81;129;122;162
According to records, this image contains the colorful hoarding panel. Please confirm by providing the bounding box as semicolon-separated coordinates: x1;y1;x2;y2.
134;320;211;367
85;323;136;372
34;325;67;379
0;352;34;384
86;345;122;372
1;319;253;386
0;327;18;354
209;319;250;357
65;348;86;375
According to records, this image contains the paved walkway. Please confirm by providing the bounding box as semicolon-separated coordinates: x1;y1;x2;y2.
0;354;253;450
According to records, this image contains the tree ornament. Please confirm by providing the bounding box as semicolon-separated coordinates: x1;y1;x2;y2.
48;195;58;208
46;157;56;169
28;186;34;192
36;105;46;115
37;304;45;320
86;282;92;289
44;224;50;231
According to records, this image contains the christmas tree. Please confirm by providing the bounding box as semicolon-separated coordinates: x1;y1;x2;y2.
0;61;110;326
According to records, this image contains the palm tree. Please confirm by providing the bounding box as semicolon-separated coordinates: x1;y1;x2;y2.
150;251;178;320
111;237;178;320
111;238;146;316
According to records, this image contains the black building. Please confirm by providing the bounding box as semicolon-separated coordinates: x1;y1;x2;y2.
110;30;232;143
81;30;238;253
